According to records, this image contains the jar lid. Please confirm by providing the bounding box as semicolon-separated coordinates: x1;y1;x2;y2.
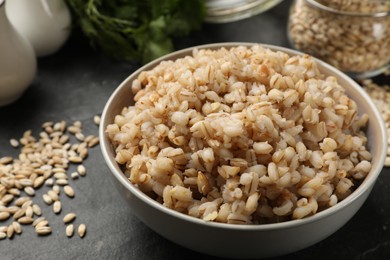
307;0;390;17
205;0;284;23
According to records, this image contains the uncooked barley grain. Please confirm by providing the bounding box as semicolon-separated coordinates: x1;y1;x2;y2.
68;156;82;163
56;179;69;186
17;216;34;225
53;168;66;173
54;173;68;180
87;137;99;148
41;121;53;128
12;208;26;220
53;201;61;214
10;139;19;148
0;212;10;221
7;189;20;196
25;206;33;218
77;165;86;176
19;179;33;187
35;226;52;236
66;224;74;237
52;185;61;194
32;217;45;227
21;200;32;209
6;206;19;214
0;119;97;238
35;220;49;228
12;221;22;234
42;194;53;205
1;194;14;204
63;213;76;224
47;190;59;201
78;224;86;238
32;204;42;216
94;115;101;126
0;156;13;164
24;186;35;196
64;186;75;198
84;135;94;143
75;133;85;142
71;172;79;179
73;121;82;128
33;176;45;189
7;224;14;238
67;126;80;134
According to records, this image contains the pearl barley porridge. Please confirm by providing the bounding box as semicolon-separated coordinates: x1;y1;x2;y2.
106;45;372;224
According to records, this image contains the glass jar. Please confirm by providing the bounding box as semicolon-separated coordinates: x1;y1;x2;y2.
205;0;284;23
288;0;390;79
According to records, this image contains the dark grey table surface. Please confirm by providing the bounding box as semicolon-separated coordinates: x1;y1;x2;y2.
1;1;389;259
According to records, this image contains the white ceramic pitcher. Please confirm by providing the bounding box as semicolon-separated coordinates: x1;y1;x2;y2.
0;0;37;106
6;0;72;57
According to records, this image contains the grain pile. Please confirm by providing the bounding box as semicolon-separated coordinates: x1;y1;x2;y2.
107;45;372;224
288;0;390;75
0;117;99;240
362;79;390;166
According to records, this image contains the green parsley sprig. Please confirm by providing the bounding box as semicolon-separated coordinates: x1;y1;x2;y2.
66;0;206;64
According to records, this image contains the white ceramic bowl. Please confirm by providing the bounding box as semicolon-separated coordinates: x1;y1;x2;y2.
100;43;387;259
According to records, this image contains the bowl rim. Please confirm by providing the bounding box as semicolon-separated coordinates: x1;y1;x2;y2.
100;42;387;231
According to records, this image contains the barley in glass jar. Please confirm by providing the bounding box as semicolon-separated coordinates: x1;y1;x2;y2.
288;0;390;79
